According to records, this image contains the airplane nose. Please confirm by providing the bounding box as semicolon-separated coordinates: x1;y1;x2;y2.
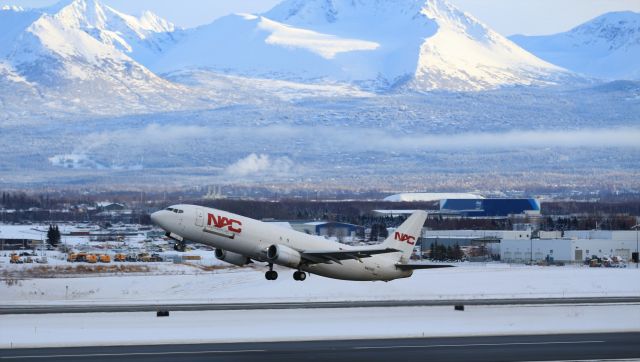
150;211;162;226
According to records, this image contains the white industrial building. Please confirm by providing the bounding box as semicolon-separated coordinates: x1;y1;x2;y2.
501;230;639;263
419;229;639;264
383;193;483;202
423;230;531;240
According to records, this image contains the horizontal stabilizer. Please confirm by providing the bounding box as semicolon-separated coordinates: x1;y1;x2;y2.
396;264;455;270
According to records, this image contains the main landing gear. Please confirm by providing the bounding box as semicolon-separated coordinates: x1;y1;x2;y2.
265;263;278;280
293;271;307;281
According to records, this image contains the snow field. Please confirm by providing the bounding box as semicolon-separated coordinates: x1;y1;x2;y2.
1;264;639;305
1;304;639;348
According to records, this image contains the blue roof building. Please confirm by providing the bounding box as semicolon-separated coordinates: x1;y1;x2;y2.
439;198;540;217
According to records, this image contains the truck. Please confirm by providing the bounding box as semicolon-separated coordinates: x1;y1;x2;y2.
98;254;111;263
85;254;98;264
9;254;23;264
75;252;88;263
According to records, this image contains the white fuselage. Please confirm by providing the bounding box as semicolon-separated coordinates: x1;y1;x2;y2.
151;204;412;281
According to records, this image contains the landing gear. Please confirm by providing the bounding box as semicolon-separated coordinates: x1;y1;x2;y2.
265;263;278;280
173;241;186;252
293;271;307;281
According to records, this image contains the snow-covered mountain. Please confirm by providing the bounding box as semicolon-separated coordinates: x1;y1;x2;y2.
0;0;199;116
154;0;567;91
510;11;640;80
43;0;182;64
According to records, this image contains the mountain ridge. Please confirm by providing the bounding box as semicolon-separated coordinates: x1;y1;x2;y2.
154;0;567;91
510;11;640;80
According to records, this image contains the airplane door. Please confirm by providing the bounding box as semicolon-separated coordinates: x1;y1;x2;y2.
195;208;204;227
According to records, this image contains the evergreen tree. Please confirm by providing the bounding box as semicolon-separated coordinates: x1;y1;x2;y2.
47;224;61;247
453;244;464;261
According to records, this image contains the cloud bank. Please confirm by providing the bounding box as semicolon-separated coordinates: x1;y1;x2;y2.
224;153;293;177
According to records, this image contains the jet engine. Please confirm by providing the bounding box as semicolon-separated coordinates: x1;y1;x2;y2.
214;249;251;267
267;244;302;268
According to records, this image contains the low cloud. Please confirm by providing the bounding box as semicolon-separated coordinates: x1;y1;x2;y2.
225;153;293;177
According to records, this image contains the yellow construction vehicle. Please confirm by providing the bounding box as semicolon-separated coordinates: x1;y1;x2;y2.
99;254;111;263
86;254;98;263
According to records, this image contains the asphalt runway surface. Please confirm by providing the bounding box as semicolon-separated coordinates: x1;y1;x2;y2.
1;333;638;362
2;296;639;315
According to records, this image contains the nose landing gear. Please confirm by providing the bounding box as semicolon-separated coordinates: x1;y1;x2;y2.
293;271;307;281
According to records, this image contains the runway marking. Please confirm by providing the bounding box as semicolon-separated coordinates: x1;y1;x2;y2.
0;349;266;359
353;340;605;350
0;340;609;359
521;359;640;362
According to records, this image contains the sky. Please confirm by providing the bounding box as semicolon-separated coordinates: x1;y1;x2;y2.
2;0;639;35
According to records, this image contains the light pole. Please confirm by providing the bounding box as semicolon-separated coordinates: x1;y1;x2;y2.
633;223;639;269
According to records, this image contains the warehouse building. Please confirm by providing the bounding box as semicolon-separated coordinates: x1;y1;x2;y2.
500;231;639;263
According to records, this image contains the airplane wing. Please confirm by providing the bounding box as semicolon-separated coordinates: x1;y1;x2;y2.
300;248;400;264
395;263;455;270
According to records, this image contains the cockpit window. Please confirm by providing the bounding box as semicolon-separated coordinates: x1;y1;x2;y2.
165;207;183;213
166;207;174;212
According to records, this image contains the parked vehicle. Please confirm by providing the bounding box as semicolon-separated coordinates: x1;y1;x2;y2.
86;254;98;263
9;254;23;264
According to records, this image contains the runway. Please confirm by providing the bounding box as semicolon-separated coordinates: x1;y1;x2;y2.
1;333;638;362
2;296;639;315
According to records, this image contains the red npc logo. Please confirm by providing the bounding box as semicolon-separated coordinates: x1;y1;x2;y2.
208;213;242;233
394;232;415;245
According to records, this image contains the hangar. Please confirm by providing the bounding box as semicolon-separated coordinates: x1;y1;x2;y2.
501;230;638;263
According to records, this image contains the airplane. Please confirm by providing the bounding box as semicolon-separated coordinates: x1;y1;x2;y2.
151;205;451;282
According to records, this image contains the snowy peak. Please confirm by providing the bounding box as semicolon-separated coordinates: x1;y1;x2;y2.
138;10;175;33
0;0;198;117
40;0;179;63
157;0;566;91
265;0;426;26
511;11;640;80
52;0;110;29
49;0;174;33
568;11;640;49
1;5;24;11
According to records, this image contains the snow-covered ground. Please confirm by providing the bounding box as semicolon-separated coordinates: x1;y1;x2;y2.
1;304;638;348
1;264;638;305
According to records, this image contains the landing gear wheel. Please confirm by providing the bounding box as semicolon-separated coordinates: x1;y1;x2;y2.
266;270;278;280
293;271;307;281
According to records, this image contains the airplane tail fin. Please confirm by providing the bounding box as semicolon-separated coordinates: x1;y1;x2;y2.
382;210;427;263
